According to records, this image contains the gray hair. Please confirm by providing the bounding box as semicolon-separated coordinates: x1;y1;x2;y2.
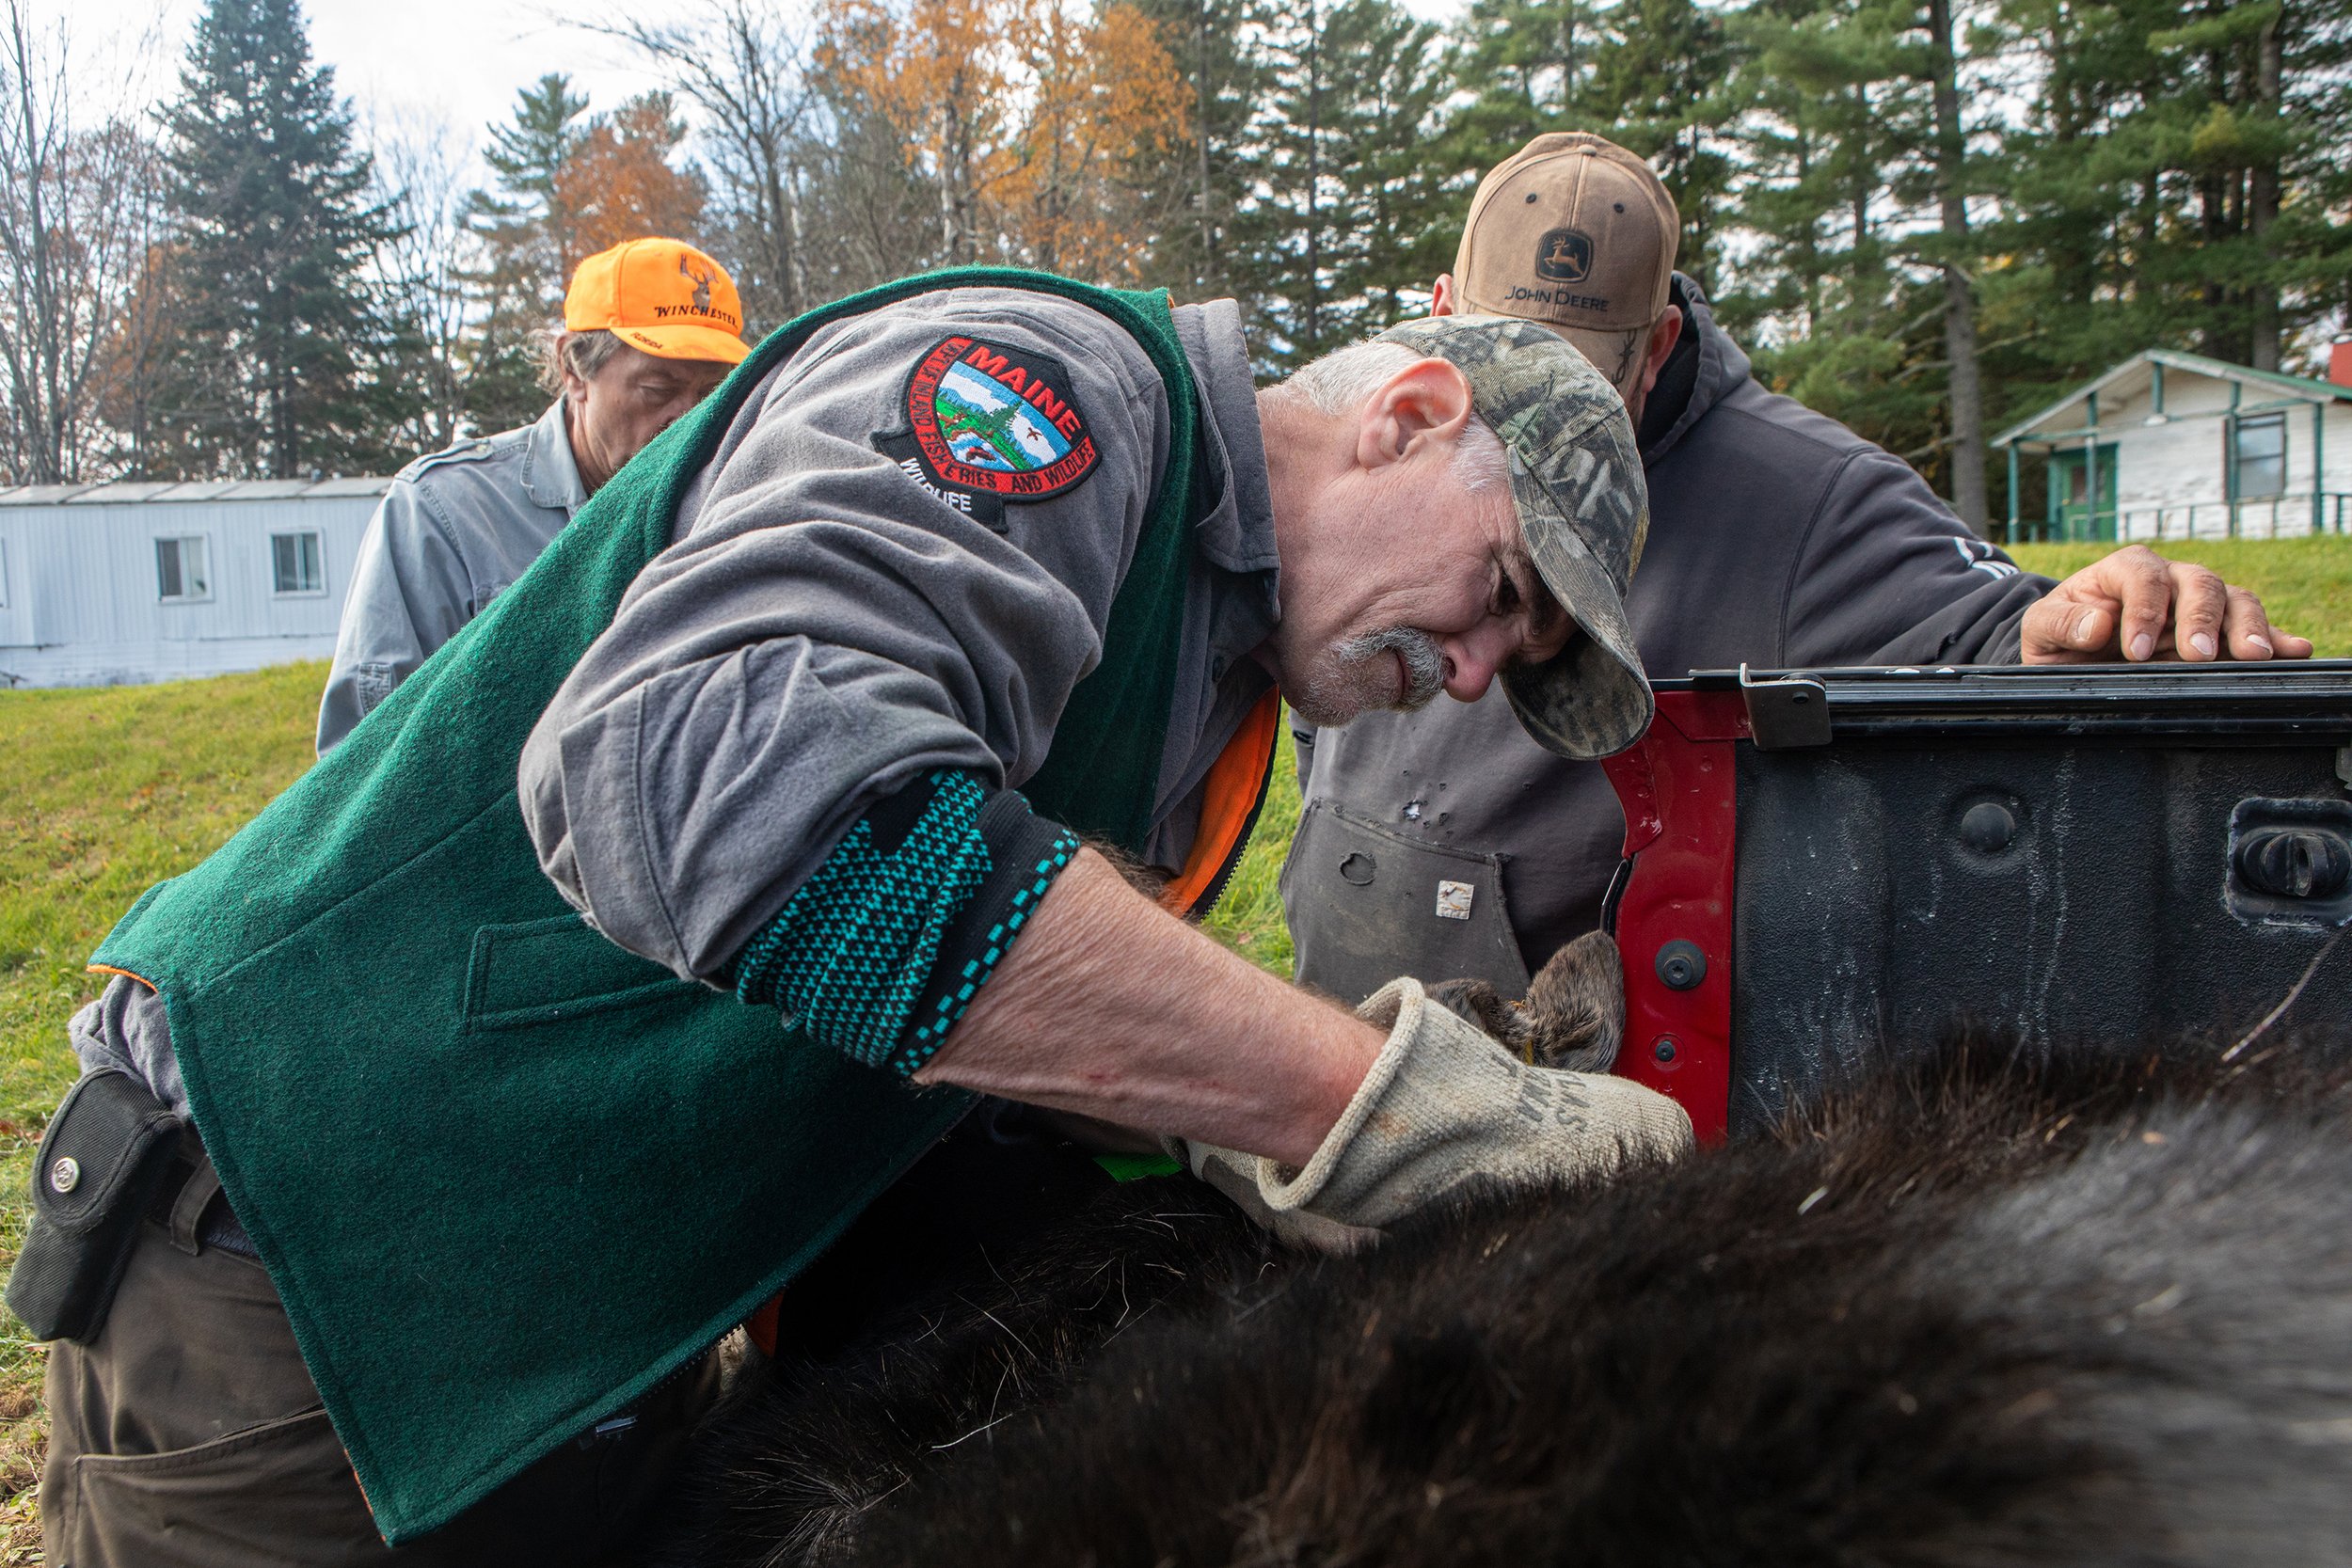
1273;338;1510;494
535;327;627;395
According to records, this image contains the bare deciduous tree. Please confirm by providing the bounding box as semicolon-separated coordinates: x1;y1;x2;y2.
0;0;165;484
578;0;815;329
371;109;479;456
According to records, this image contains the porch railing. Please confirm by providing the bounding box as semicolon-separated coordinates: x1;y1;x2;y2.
2019;492;2352;544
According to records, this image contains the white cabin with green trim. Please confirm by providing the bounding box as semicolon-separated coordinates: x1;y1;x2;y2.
1992;349;2352;542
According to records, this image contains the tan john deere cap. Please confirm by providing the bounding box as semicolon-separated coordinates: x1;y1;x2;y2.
1451;133;1678;396
1376;314;1653;760
564;237;750;366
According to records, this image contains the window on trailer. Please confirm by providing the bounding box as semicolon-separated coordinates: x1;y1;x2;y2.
272;530;324;594
155;535;210;601
2232;413;2287;499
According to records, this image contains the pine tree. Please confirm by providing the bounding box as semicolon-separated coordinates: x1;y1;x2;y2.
1434;0;1740;296
149;0;399;478
1127;0;1266;299
1445;0;1601;153
1714;0;1951;473
463;74;589;433
1233;0;1453;371
1976;0;2351;474
470;75;588;296
1580;0;1740;293
1316;0;1457;325
2143;0;2352;371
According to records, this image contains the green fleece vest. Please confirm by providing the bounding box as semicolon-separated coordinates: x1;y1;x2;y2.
91;270;1205;1544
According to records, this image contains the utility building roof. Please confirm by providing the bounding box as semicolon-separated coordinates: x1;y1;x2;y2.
0;476;394;507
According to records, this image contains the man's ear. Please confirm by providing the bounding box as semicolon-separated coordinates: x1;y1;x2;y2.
1356;358;1475;473
1430;274;1458;316
1636;309;1682;400
556;333;590;409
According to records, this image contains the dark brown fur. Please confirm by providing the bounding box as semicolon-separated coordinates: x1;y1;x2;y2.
1428;930;1626;1073
659;918;2352;1566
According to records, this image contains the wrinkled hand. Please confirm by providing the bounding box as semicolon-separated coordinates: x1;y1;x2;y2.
2022;545;2313;664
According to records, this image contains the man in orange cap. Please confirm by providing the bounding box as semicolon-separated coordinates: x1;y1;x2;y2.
318;237;749;752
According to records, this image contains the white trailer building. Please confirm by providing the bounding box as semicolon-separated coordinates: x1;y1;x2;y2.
0;477;389;689
1993;346;2352;543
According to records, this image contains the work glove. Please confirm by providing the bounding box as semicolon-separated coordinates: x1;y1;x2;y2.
1176;1136;1382;1253
1182;976;1692;1246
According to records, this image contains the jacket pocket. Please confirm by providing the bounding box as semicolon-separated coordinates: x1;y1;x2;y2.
462;913;691;1032
1281;799;1533;1006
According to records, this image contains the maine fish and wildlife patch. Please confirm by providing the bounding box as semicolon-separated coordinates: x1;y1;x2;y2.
881;336;1099;529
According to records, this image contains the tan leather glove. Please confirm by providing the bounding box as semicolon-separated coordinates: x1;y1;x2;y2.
1183;976;1692;1243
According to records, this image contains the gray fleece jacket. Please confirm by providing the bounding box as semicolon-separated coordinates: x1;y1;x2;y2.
1286;276;2052;1004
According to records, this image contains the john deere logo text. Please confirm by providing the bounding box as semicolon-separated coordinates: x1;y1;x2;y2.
1534;228;1594;284
905;336;1098;500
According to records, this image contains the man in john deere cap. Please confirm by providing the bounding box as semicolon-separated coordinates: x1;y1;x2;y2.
318;236;750;752
30;276;1690;1561
1440;131;1683;399
1286;131;2312;1005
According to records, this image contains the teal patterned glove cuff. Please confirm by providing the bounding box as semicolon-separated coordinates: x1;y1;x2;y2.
732;770;1078;1077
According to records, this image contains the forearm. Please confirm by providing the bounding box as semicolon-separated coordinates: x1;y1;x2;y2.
914;848;1382;1167
1786;453;2053;669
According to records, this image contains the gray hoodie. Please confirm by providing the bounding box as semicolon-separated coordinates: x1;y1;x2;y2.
1285;277;2051;1004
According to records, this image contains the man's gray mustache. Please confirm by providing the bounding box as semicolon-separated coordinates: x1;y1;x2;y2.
1331;627;1446;708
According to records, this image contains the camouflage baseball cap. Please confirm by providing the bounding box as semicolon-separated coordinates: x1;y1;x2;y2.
1375;314;1653;760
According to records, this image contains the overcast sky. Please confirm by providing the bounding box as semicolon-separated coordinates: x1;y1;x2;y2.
47;0;1463;182
53;0;701;169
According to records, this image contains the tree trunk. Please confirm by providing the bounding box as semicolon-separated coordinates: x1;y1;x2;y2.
1303;0;1321;354
2044;4;2093;309
1195;0;1213;293
1850;86;1870;260
1926;0;1986;529
3;0;61;483
1559;0;1579;110
784;154;809;317
1797;130;1820;333
939;69;974;264
2248;2;2282;372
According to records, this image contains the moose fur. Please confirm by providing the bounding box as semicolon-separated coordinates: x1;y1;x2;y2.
656;928;2352;1566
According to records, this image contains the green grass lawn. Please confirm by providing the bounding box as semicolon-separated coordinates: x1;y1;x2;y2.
2007;537;2352;651
0;532;2339;1553
0;659;326;1559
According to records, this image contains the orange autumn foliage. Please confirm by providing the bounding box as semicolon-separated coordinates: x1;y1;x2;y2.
552;96;708;275
815;0;1187;280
